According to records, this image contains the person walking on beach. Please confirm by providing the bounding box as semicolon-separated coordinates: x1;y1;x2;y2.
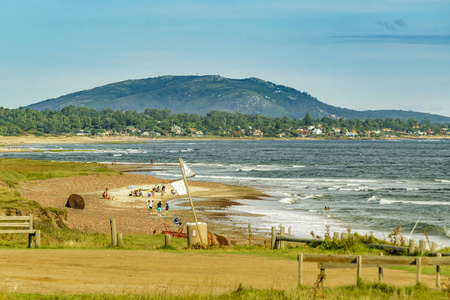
165;202;169;216
157;201;162;216
148;200;153;214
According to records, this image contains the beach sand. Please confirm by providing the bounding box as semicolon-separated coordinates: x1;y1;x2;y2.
2;133;449;151
18;167;268;242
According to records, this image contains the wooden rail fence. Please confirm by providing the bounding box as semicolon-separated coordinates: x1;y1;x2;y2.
297;253;449;288
271;226;450;256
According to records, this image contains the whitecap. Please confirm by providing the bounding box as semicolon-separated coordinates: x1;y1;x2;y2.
435;179;450;184
279;198;295;204
379;199;450;206
379;199;400;205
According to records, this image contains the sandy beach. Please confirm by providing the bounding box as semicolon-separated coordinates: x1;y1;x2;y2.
18;166;268;242
2;134;449;151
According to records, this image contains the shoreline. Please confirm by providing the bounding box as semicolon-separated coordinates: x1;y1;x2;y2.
1;134;449;149
18;164;269;243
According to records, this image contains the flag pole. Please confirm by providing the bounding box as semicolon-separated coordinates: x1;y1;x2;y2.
179;158;204;244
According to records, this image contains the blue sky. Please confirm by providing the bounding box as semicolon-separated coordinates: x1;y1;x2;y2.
1;0;449;117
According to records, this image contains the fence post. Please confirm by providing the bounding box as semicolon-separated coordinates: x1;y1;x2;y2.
319;266;325;287
271;226;277;249
165;234;171;247
333;232;339;240
409;239;415;255
341;233;348;240
431;241;437;253
436;253;442;288
110;218;117;246
280;226;286;249
28;214;34;248
378;252;384;283
419;240;426;255
416;257;422;284
248;224;252;245
356;255;362;285
117;233;123;247
298;254;304;287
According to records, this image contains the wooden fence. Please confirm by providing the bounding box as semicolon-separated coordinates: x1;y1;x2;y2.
271;226;450;256
298;253;450;288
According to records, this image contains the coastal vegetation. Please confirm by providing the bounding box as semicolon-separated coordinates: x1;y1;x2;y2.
0;158;118;229
0;106;448;138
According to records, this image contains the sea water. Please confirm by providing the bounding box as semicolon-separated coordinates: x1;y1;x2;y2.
4;139;450;247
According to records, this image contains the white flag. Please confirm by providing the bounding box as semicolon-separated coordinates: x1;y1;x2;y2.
181;159;195;178
171;179;187;196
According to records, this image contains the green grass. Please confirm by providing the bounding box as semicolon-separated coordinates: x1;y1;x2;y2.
0;157;118;187
0;158;120;247
390;265;450;276
0;282;448;299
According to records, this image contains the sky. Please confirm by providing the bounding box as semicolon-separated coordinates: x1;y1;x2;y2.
1;0;449;117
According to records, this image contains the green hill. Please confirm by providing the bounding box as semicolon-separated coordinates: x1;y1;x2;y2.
25;75;450;122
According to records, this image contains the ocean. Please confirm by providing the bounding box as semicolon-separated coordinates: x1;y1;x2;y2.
4;139;450;247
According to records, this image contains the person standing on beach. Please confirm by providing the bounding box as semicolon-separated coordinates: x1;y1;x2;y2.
148;200;153;214
165;203;169;216
157;201;162;216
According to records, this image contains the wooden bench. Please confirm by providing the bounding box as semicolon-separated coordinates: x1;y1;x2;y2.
0;214;41;247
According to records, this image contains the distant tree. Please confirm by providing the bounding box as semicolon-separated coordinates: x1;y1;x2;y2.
304;113;313;126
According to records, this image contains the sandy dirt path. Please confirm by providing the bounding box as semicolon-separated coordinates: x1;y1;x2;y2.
0;249;445;296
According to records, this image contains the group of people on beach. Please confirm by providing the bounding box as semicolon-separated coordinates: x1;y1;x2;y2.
128;185;167;199
102;188;114;200
147;200;169;216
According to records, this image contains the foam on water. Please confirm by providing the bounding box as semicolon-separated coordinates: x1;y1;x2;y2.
435;179;450;184
367;196;379;201
379;199;450;206
279;198;295;204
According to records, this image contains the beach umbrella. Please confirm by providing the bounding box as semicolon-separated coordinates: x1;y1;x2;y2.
128;185;137;189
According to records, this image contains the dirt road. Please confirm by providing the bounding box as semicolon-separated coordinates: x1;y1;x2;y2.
0;249;444;296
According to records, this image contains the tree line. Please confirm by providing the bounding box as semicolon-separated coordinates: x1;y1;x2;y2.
0;106;448;137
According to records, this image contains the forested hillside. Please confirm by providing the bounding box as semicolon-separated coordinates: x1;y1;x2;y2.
1;106;448;138
25;75;450;123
